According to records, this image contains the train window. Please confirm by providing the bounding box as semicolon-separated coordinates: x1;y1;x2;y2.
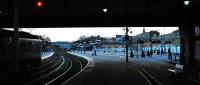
33;41;37;51
32;41;36;46
24;41;29;52
20;41;26;51
28;41;32;52
8;37;12;45
195;26;200;37
19;40;22;51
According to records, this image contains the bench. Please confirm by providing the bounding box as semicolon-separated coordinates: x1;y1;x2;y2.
168;64;184;74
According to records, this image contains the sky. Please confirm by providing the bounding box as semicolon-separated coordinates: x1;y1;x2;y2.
20;27;178;42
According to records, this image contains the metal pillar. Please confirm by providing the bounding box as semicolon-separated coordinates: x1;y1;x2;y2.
125;27;129;62
14;0;20;73
13;0;20;84
137;36;139;58
164;27;166;53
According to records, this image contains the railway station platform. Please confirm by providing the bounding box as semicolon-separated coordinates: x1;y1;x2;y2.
69;51;197;85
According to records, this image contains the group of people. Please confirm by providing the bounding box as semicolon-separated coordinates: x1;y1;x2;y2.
130;48;172;61
141;49;153;58
141;49;165;58
89;47;173;61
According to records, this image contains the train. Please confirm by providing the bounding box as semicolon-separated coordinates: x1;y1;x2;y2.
0;28;48;71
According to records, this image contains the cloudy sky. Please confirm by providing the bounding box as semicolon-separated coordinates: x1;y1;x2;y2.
20;27;178;42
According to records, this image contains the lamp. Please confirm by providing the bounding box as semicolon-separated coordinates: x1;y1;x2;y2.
184;0;190;5
103;8;108;13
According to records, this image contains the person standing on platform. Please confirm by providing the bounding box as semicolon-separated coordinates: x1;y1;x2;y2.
157;49;160;55
150;49;153;58
161;48;164;55
130;49;134;58
94;49;96;56
168;48;172;61
147;50;150;58
141;50;145;58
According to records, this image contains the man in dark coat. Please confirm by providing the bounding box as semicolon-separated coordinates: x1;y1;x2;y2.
141;50;145;58
150;49;153;58
157;49;160;55
147;50;150;58
161;48;164;55
130;49;134;58
168;48;172;61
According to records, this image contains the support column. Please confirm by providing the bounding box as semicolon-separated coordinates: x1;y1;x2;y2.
12;0;20;84
179;25;198;77
179;25;195;65
14;0;20;73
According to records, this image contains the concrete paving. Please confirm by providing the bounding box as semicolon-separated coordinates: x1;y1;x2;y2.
71;51;197;85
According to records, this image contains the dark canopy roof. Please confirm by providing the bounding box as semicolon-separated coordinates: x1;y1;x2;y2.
0;0;200;28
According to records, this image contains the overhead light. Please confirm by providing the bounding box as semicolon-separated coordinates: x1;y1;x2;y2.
103;8;108;13
184;1;190;5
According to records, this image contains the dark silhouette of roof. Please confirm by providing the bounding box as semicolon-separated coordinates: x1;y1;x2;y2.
0;0;200;27
0;28;39;39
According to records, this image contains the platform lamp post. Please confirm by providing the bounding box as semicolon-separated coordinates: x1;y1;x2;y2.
137;35;139;58
150;32;153;57
123;27;132;62
164;27;166;54
83;41;86;54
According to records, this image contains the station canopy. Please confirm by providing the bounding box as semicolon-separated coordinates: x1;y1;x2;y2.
0;0;200;28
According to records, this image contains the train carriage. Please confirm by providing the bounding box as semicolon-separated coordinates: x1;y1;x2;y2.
0;29;43;71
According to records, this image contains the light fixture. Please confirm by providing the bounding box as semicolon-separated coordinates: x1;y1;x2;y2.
103;0;108;13
184;0;190;5
103;8;108;13
0;11;2;14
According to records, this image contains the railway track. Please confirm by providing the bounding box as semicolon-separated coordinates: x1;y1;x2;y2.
23;55;65;85
37;53;57;70
21;53;57;76
23;52;88;85
30;55;61;77
45;55;84;85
